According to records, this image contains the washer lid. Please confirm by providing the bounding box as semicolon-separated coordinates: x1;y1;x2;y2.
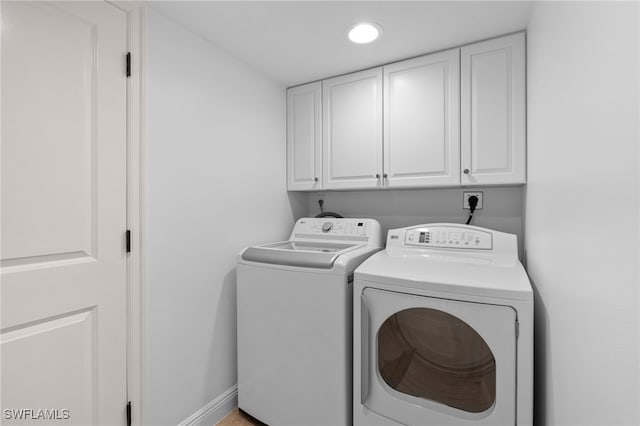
355;251;532;301
241;241;361;269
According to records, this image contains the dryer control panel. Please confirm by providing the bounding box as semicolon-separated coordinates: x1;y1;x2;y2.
402;225;493;250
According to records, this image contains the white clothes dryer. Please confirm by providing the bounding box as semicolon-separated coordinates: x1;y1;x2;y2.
354;223;533;426
237;217;382;426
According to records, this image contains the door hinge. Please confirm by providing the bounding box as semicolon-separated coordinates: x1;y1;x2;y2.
126;401;132;426
126;230;131;253
515;319;520;338
126;52;131;78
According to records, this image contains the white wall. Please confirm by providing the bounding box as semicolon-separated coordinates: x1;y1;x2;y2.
308;187;525;257
526;2;639;425
144;8;306;425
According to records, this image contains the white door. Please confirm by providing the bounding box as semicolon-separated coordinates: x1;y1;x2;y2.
1;2;128;425
461;32;526;185
361;288;517;426
287;82;322;191
383;49;460;188
323;68;383;189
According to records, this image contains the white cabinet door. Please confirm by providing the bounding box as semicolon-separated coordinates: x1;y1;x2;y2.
461;33;526;185
323;68;383;189
1;2;128;424
384;50;460;188
287;82;322;191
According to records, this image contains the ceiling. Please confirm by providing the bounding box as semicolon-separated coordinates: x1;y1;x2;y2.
151;1;533;87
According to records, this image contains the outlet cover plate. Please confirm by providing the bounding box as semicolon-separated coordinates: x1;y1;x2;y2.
463;191;484;210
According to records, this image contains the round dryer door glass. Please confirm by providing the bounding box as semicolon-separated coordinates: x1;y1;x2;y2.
377;308;496;413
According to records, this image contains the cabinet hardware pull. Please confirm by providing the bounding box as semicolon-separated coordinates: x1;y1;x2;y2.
463;169;470;174
383;173;388;179
376;173;381;179
314;177;319;182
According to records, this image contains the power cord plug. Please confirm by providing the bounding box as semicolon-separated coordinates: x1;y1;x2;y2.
466;195;479;225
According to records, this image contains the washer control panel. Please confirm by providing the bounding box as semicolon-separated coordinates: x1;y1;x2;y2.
404;225;493;250
295;218;373;239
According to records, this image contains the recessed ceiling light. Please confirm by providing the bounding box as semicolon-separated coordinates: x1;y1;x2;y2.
347;23;382;44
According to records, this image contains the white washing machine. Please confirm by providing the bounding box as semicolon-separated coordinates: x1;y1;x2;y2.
354;223;533;426
237;217;382;426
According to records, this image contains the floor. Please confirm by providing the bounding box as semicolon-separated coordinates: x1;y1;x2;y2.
216;409;266;426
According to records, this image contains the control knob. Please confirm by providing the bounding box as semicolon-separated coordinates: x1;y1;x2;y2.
322;222;333;233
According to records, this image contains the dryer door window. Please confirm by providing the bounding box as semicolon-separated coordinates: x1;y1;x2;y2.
377;308;495;412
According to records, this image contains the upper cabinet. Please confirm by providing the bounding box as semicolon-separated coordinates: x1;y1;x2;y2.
286;32;526;191
286;82;322;191
323;68;383;190
461;32;526;185
384;49;460;188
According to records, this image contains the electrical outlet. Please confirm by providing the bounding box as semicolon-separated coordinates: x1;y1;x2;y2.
463;191;484;210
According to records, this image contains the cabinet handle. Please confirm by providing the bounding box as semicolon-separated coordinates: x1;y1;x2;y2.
376;173;381;179
314;177;319;182
463;169;470;175
383;173;388;179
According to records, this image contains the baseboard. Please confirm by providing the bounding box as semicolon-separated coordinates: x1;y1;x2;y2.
178;385;238;426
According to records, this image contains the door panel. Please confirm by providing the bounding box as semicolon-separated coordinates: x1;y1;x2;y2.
1;1;98;262
323;68;382;189
361;288;517;426
471;52;511;172
1;310;96;425
1;2;128;424
287;82;322;190
383;50;460;187
461;33;526;185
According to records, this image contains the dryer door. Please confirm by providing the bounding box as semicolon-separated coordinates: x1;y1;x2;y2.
361;288;517;425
